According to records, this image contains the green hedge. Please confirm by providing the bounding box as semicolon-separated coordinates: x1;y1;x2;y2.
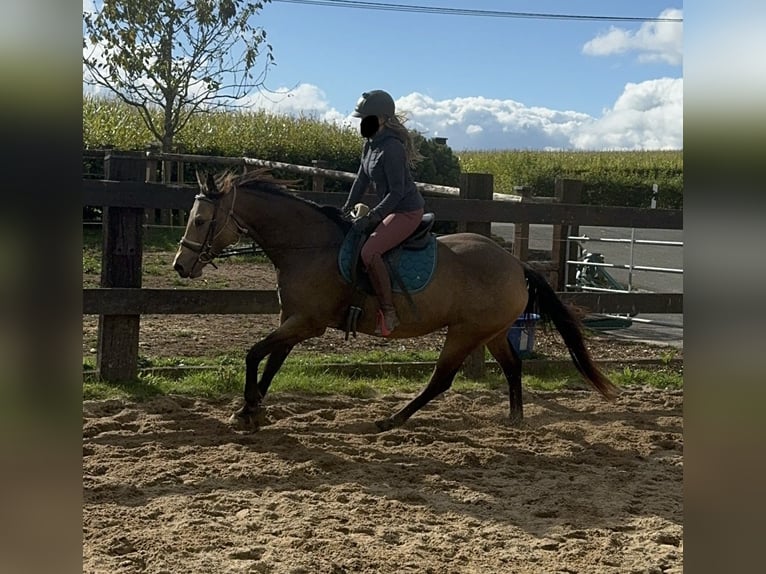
458;149;683;209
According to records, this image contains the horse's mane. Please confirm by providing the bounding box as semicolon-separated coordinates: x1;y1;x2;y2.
221;169;352;232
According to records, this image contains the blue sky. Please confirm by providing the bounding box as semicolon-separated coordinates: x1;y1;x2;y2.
84;1;684;151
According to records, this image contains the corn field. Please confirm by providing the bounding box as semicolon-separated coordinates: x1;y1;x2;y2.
83;95;682;208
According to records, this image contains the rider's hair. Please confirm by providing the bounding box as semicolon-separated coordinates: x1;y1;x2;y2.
384;113;423;170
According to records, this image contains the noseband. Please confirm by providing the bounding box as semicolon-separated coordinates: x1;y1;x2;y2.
180;186;249;268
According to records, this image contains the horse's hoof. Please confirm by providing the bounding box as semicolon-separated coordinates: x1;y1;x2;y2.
228;412;256;431
228;408;266;431
374;418;397;433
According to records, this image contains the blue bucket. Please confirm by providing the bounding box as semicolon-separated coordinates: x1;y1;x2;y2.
506;313;540;357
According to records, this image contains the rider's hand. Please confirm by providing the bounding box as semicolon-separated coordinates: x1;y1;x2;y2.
352;211;382;233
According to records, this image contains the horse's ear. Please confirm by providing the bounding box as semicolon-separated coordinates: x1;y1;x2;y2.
195;170;207;190
206;173;219;196
196;170;221;197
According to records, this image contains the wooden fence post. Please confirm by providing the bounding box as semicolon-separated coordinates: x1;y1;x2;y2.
551;178;583;291
145;144;160;225
512;186;531;261
459;172;493;379
174;144;187;227
97;152;145;381
158;149;173;226
312;159;327;192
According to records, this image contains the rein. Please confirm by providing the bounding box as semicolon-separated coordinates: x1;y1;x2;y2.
181;181;352;272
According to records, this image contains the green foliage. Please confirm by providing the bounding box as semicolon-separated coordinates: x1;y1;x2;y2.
614;367;683;390
142;227;187;251
83;96;683;207
83;367;243;401
83;349;682;402
83;95;155;150
458;149;683;208
83;226;182;252
411;133;461;186
295;349;440;365
83;95;463;191
83;0;274;150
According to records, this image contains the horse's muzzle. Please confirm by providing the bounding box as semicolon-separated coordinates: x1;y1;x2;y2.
173;261;189;277
172;250;203;279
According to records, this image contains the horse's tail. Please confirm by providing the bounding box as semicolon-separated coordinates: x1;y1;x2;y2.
522;263;619;400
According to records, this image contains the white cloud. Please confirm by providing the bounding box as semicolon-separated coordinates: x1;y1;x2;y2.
242;84;348;125
465;125;483;136
395;86;682;150
569;78;683;150
394;93;591;150
243;80;682;151
583;9;683;66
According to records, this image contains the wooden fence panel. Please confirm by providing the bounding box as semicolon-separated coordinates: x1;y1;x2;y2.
83;165;682;382
84;289;280;315
82;181;683;229
84;289;682;316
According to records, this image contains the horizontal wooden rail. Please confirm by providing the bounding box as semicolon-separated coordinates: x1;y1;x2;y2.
83;288;682;316
83;179;197;209
561;292;683;315
82;180;682;229
83;158;682;382
83;288;280;315
145;151;465;197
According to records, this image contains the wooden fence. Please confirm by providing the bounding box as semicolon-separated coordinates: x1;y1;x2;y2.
83;152;683;381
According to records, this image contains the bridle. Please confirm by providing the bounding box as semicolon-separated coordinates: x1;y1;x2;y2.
179;185;250;269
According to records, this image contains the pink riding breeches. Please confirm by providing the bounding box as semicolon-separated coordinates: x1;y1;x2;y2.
360;209;425;267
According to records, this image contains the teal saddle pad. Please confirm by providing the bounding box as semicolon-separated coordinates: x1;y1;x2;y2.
338;231;438;294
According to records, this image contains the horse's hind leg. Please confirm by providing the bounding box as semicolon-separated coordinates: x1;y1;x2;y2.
486;332;524;426
376;327;479;432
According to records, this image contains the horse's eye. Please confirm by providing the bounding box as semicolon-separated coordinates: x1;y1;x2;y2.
194;217;205;227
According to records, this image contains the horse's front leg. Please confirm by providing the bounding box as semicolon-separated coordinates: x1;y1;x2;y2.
230;343;292;430
230;315;324;430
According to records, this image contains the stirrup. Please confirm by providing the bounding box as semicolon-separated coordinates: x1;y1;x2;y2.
375;308;400;337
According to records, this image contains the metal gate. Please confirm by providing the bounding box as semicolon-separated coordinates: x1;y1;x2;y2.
565;229;683;330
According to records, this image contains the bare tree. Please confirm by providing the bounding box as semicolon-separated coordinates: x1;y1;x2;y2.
83;0;274;152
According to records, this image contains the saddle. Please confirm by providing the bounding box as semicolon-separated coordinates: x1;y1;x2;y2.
399;212;435;250
345;212;436;285
340;212;437;339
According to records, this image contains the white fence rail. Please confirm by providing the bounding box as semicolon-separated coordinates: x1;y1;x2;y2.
565;230;683;329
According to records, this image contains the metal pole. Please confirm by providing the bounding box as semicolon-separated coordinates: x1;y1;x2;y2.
628;228;636;292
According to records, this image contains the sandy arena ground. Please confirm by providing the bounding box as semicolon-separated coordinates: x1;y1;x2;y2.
84;251;682;573
83;385;682;574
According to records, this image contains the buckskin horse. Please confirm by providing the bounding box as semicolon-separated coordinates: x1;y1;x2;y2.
172;170;617;431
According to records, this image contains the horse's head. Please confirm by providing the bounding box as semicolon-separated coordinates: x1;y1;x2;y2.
172;170;247;278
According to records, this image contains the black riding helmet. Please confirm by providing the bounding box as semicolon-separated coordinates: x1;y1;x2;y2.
352;90;395;118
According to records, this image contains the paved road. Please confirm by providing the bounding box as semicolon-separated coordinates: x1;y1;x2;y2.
492;223;684;348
